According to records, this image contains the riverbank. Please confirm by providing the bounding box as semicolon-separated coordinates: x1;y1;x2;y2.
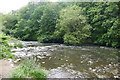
10;41;120;78
1;41;119;78
0;59;16;78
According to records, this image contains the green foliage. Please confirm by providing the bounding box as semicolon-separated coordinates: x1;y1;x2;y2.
55;5;92;45
76;2;119;47
0;34;15;59
97;19;120;47
2;14;17;36
37;3;67;43
38;35;53;43
10;58;47;78
1;2;119;47
13;3;38;41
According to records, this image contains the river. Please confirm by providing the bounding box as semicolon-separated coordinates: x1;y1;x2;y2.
11;41;119;78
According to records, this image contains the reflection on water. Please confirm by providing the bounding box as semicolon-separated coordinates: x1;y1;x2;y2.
12;41;119;78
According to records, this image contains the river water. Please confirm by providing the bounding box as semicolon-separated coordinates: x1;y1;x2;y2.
11;41;119;78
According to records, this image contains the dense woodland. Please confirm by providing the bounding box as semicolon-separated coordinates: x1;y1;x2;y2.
1;2;120;48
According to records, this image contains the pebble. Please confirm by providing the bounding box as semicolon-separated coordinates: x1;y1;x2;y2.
97;75;105;78
109;64;112;66
92;69;96;72
8;59;12;63
13;59;21;63
81;61;83;63
10;64;14;68
42;62;45;64
89;68;92;70
37;56;46;59
88;61;93;64
114;76;119;78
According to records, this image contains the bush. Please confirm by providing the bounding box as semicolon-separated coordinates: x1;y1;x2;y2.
0;34;15;59
10;57;47;79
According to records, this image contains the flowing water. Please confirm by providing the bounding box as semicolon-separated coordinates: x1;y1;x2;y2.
11;41;120;78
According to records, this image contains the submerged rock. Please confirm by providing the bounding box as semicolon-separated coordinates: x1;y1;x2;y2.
42;62;45;64
48;68;75;78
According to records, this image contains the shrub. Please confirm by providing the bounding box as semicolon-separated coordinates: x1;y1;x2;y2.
10;57;47;79
0;34;15;59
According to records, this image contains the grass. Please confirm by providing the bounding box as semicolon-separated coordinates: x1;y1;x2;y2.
10;57;47;79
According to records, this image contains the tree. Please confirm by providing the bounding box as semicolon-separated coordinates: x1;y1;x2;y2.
54;5;92;45
2;14;18;36
76;2;119;47
1;1;119;47
98;19;120;47
37;3;64;42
